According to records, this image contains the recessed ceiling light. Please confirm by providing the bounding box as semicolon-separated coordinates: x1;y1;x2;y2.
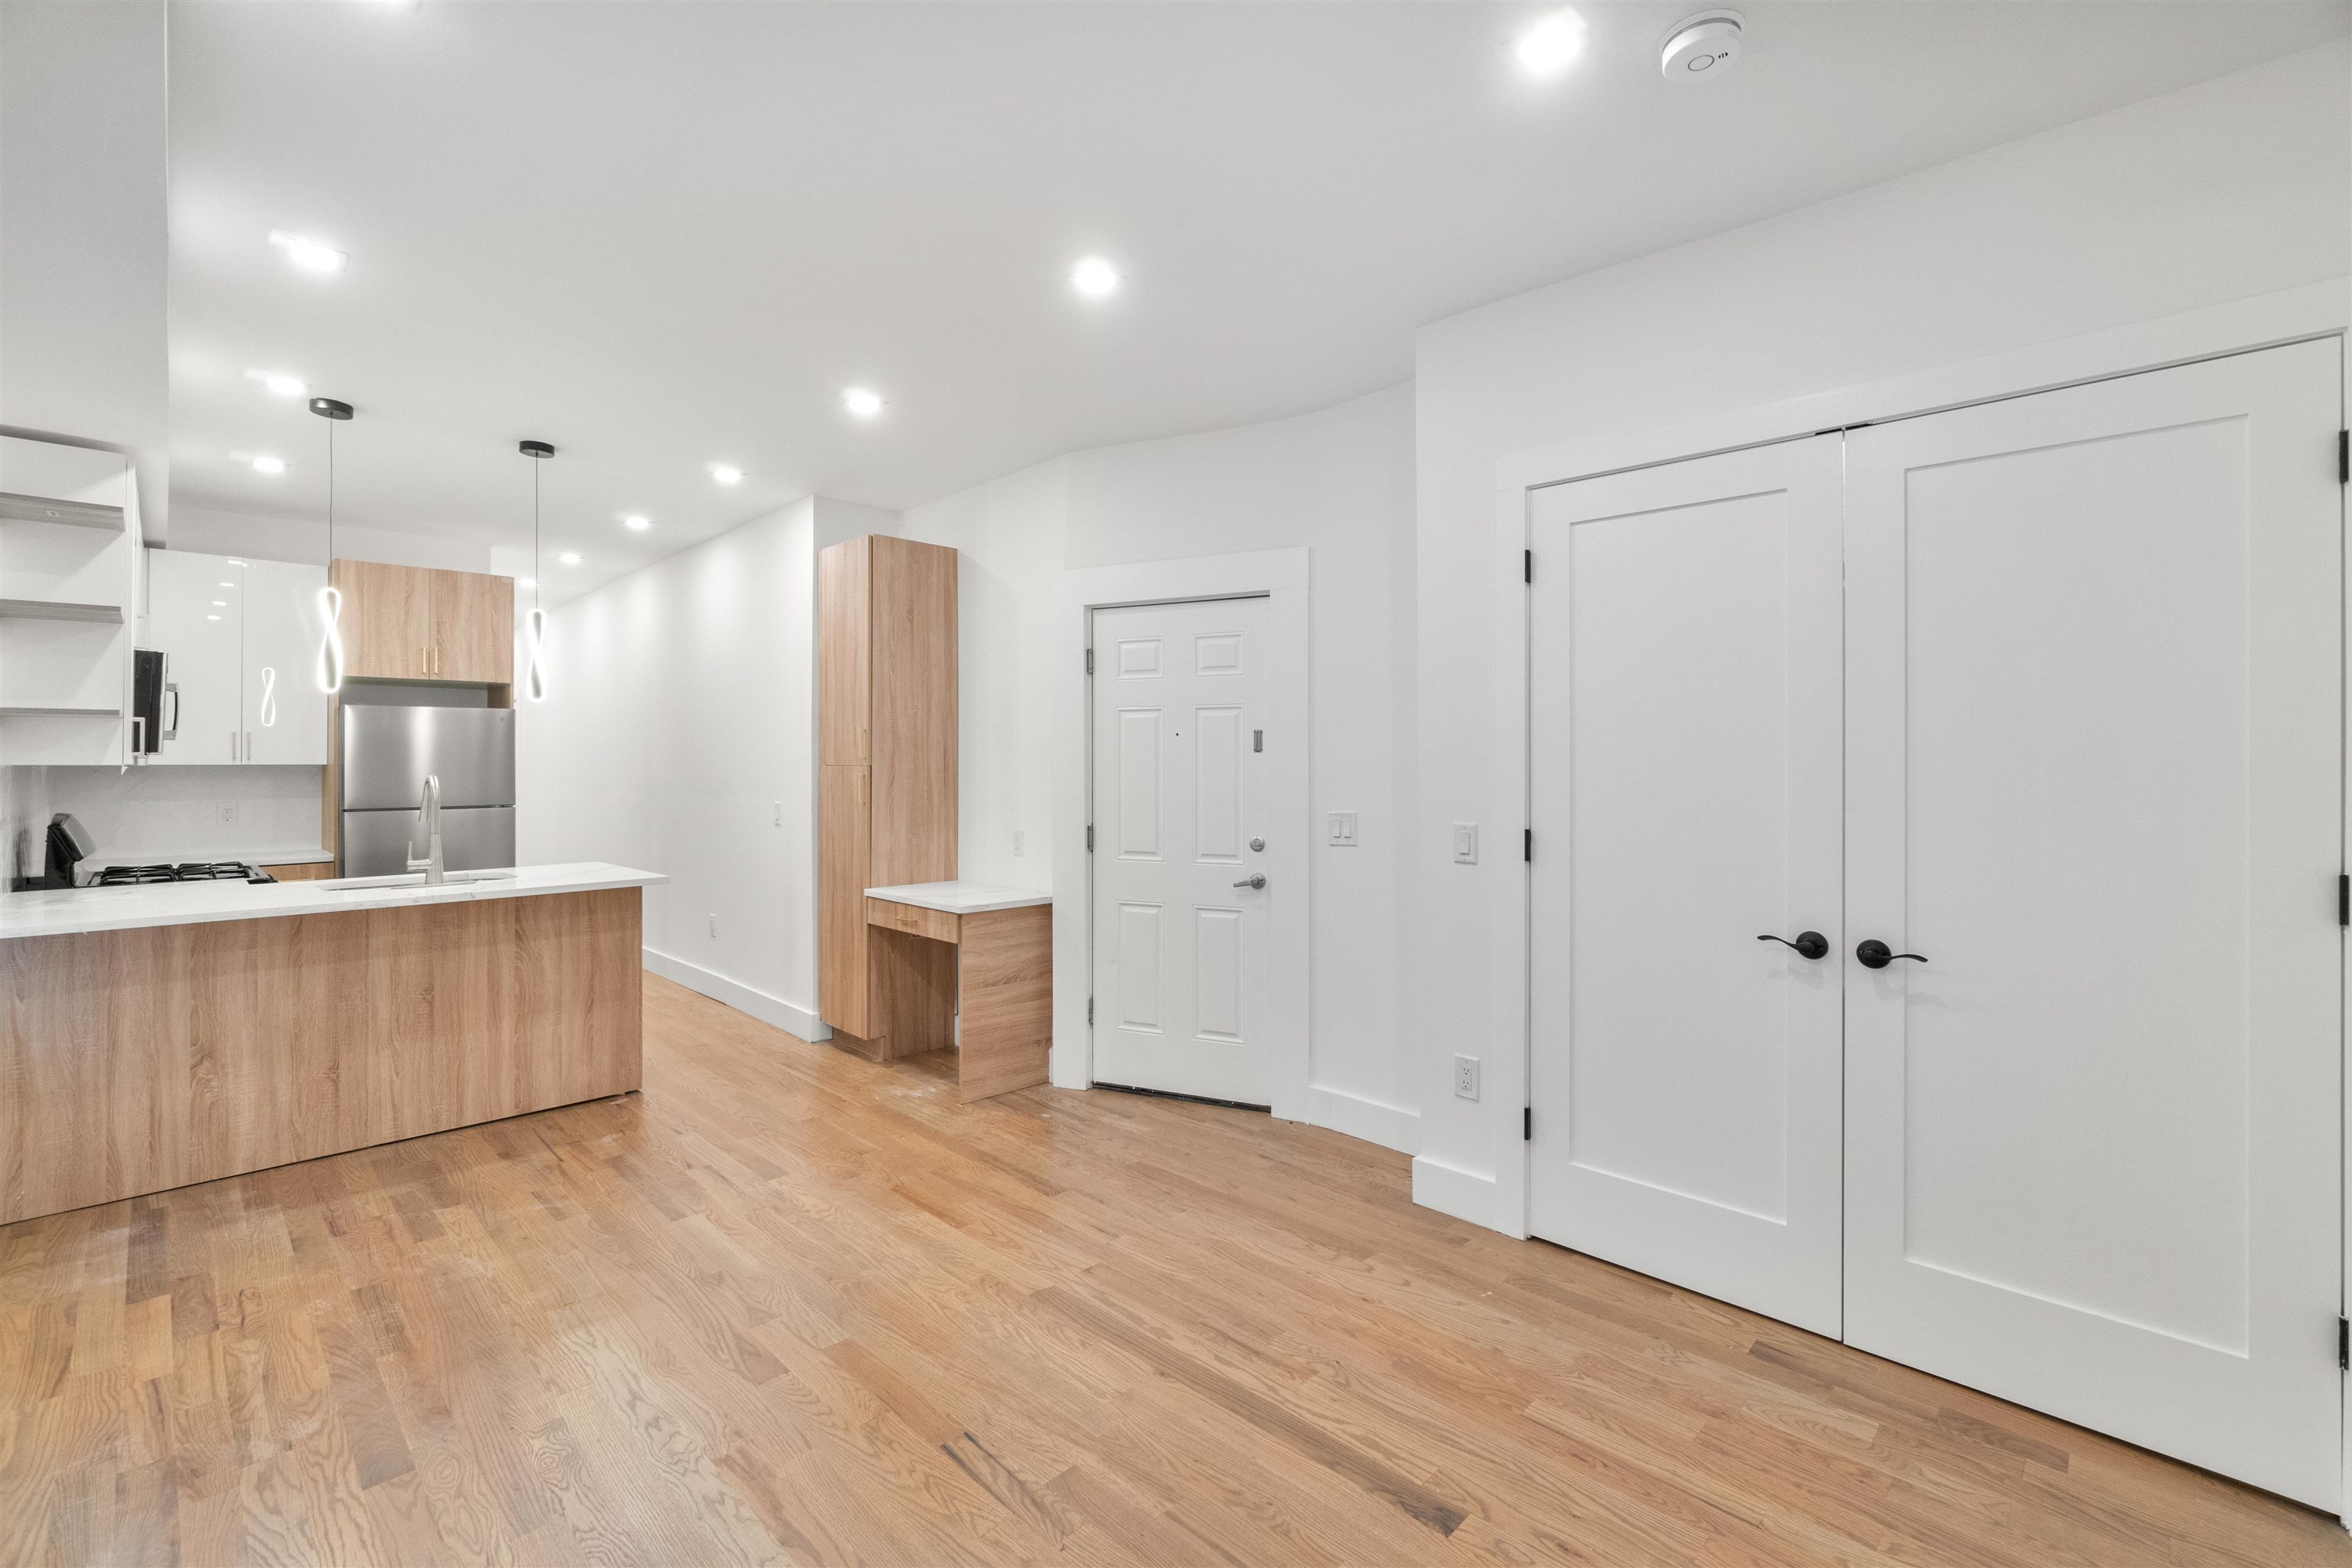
518;577;536;590
1070;256;1120;299
622;514;651;531
211;600;227;608
708;463;743;485
1515;8;1587;76
559;551;582;566
842;387;884;420
244;368;308;397
268;230;347;273
250;454;286;475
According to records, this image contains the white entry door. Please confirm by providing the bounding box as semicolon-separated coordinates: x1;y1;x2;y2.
1091;596;1273;1106
1528;434;1847;1337
1843;339;2343;1509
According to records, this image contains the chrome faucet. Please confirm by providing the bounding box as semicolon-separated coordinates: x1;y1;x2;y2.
407;773;445;884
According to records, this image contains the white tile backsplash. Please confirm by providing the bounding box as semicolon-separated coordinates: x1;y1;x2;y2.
36;764;324;861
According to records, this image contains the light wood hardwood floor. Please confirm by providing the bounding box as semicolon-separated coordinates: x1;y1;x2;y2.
2;973;2345;1566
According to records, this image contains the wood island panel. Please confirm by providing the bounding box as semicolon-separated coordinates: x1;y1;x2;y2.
0;887;641;1225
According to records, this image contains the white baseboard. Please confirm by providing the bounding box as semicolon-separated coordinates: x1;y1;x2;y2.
1306;1086;1419;1155
1412;1154;1501;1231
642;948;829;1041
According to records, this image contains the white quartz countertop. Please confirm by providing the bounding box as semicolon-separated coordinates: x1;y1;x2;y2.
866;880;1052;915
2;862;666;939
87;845;337;872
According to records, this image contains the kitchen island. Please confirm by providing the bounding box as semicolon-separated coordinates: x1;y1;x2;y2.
0;861;663;1224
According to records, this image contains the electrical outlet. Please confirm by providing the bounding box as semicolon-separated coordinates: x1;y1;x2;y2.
1452;823;1478;864
1326;811;1359;847
708;913;718;938
219;802;237;827
1012;828;1025;857
1453;1055;1481;1099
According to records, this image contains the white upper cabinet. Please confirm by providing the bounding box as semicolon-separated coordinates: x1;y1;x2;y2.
139;549;328;766
240;558;329;765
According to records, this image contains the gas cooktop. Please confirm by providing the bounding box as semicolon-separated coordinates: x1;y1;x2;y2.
90;862;277;887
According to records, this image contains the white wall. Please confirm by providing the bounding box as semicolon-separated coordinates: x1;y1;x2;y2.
518;497;827;1036
0;0;169;534
1409;41;2352;1223
900;381;1421;1146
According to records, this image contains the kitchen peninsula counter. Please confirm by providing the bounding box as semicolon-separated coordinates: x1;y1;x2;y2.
1;862;664;1224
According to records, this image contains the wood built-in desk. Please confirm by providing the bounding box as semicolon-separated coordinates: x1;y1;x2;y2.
864;881;1051;1102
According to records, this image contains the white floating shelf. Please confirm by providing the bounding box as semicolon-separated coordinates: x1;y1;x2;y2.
0;597;123;623
0;492;126;531
0;704;121;718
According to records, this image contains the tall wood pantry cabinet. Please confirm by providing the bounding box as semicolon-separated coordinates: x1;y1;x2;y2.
818;534;958;1057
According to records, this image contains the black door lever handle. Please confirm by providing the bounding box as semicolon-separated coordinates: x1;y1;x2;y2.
1855;939;1926;969
1757;931;1828;960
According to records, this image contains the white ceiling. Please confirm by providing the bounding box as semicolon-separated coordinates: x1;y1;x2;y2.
168;1;2350;599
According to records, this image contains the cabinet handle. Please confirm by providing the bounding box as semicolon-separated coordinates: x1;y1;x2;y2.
230;729;238;760
860;725;869;762
246;730;253;762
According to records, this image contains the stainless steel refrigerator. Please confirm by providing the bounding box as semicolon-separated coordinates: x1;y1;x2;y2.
338;705;517;876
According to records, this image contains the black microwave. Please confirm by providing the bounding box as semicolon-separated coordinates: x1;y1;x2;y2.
131;648;171;756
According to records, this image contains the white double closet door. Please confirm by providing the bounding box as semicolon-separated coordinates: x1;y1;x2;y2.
1528;338;2343;1508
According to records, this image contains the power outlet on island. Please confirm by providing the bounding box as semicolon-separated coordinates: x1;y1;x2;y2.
1453;1054;1481;1100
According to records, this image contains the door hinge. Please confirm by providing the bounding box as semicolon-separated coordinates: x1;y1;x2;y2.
1085;647;1094;675
2338;430;2347;485
1086;824;1094;852
1524;828;1532;863
1523;1106;1533;1142
1523;549;1533;584
2338;1315;2347;1370
1088;996;1095;1025
2339;873;2347;926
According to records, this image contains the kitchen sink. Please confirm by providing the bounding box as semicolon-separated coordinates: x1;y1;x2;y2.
310;869;520;892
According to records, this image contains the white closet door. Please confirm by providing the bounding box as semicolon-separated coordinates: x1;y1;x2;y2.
1528;435;1846;1337
241;559;329;765
142;550;244;765
1091;596;1272;1106
1844;340;2342;1509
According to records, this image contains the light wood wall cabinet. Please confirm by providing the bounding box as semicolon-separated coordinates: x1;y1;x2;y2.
818;534;958;1054
331;559;513;683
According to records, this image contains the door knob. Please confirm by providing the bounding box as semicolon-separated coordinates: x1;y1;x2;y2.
1757;931;1828;960
1233;874;1266;890
1855;939;1927;969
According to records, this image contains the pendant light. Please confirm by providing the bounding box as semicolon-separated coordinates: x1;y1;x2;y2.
309;397;353;692
519;439;554;700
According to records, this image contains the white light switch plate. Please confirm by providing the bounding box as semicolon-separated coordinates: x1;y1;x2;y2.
1452;823;1478;864
1326;811;1358;847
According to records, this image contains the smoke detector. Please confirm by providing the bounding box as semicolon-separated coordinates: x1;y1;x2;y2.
1661;11;1743;82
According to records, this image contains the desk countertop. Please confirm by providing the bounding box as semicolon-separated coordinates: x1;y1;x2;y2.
865;880;1052;915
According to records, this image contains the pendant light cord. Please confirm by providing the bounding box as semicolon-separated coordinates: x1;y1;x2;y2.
325;418;335;564
533;459;542;612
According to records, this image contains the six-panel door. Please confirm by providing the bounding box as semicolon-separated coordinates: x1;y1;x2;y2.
1091;596;1271;1106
